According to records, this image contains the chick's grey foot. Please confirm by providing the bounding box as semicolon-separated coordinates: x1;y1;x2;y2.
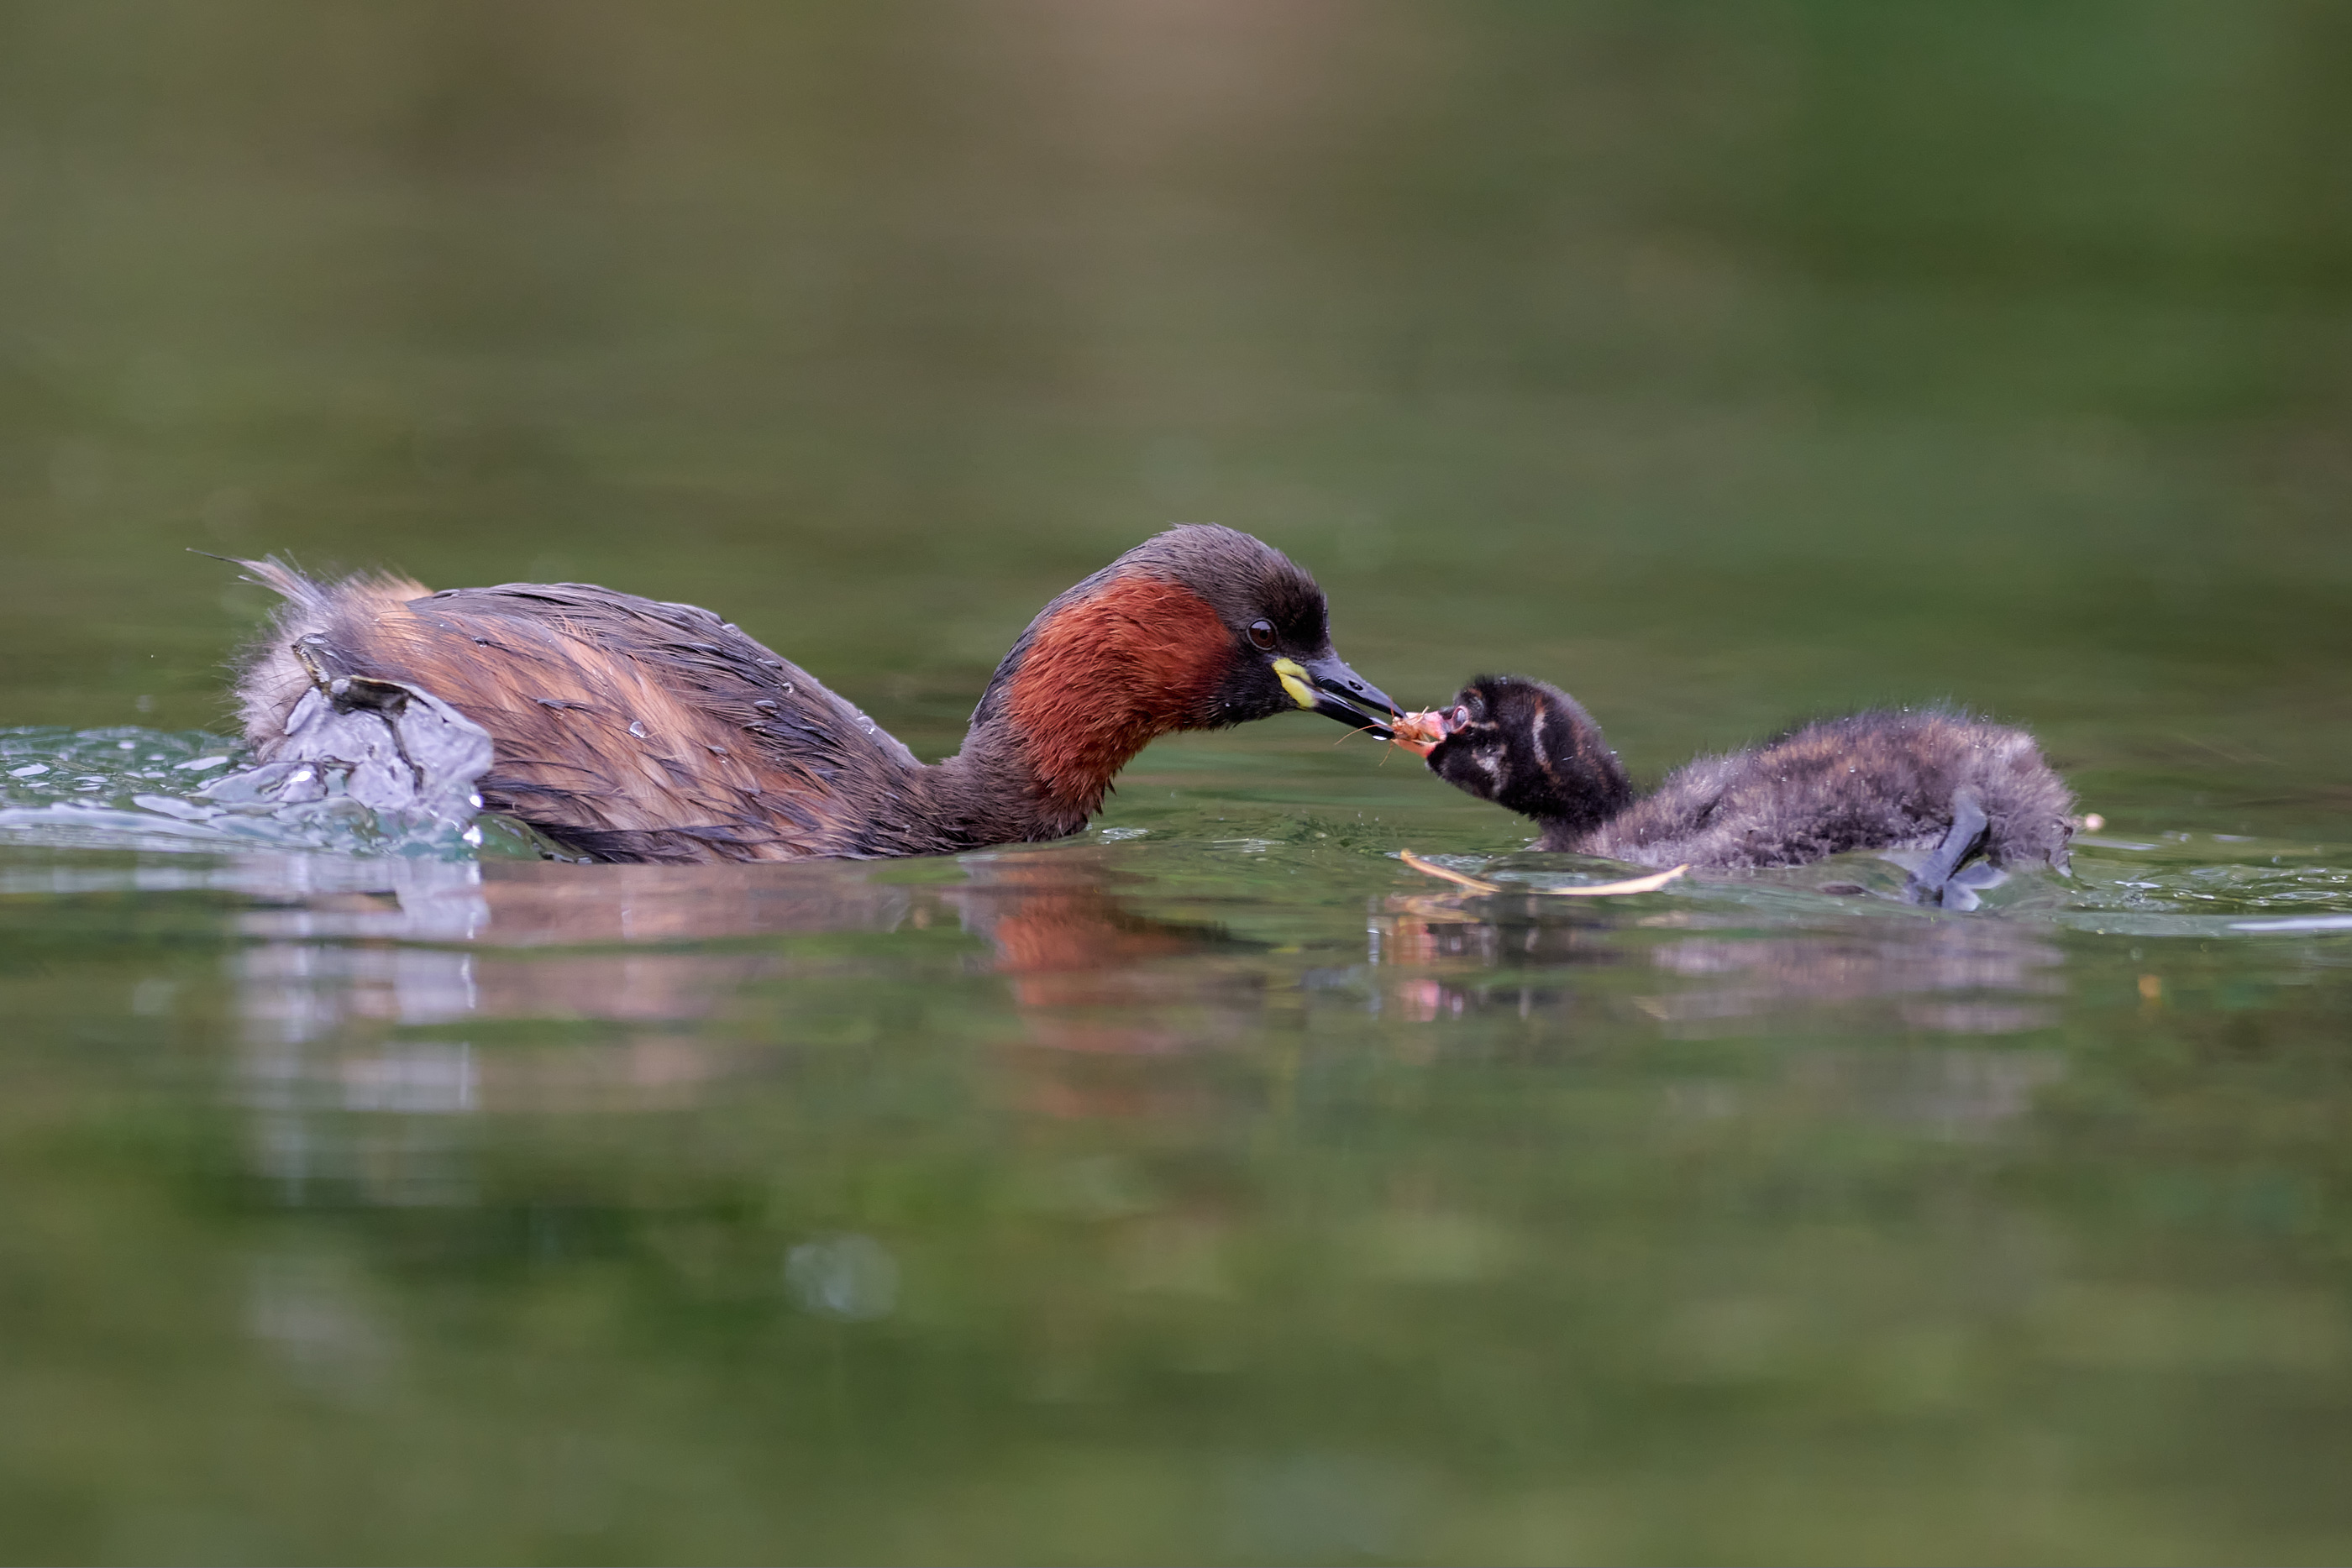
1935;861;2010;912
1903;789;1991;908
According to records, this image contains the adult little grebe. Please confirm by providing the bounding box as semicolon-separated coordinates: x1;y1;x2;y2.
233;526;1397;863
1396;675;2074;906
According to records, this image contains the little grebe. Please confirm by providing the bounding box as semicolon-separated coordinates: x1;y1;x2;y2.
1395;675;2074;906
233;526;1397;863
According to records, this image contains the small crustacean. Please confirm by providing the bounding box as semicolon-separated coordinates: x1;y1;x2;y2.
1388;708;1452;758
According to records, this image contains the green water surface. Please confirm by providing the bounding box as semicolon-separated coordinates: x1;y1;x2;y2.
3;5;2351;1562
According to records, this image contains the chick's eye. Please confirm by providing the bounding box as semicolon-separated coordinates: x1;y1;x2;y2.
1248;619;1277;651
1451;705;1471;726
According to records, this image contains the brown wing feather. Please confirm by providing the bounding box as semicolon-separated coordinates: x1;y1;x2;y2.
239;566;928;863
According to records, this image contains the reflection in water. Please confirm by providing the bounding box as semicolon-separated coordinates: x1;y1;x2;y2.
1373;889;2067;1036
1641;926;2064;1036
224;847;1264;1201
1369;887;2071;1132
223;848;2086;1210
245;1251;397;1402
785;1234;901;1322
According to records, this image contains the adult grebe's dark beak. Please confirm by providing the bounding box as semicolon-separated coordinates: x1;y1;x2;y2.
1275;653;1397;738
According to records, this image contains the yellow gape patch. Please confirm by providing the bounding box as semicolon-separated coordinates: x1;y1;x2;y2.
1270;657;1316;711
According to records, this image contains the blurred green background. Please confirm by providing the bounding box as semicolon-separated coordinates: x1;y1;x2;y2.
3;0;2347;827
5;6;2352;1565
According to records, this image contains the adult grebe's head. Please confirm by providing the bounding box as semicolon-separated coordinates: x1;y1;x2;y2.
973;526;1397;819
1114;524;1395;732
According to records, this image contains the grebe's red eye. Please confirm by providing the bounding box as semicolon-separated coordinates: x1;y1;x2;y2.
1247;619;1277;651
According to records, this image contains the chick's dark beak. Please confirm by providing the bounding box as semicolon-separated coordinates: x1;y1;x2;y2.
1299;652;1397;739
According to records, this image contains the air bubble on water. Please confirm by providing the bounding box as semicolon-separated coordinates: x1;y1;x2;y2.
785;1235;899;1321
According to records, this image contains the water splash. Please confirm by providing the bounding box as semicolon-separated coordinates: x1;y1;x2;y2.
2060;833;2352;936
0;725;545;860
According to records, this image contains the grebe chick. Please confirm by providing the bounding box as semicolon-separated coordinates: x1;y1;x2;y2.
1402;675;2074;907
233;526;1397;864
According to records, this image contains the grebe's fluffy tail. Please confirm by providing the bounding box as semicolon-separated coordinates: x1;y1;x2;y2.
231;557;431;754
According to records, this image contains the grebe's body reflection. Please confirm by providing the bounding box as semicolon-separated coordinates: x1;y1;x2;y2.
1373;883;2065;1033
226;846;2075;1204
1369;884;2069;1125
228;847;1264;1200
